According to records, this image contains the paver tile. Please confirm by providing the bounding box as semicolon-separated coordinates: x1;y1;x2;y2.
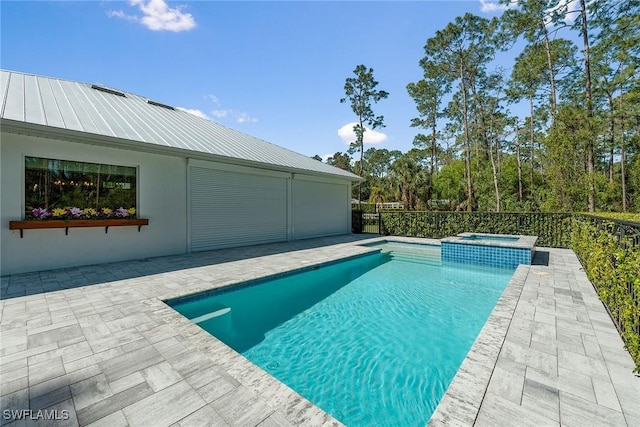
177;404;229;427
69;373;113;411
76;382;153;425
559;391;627;427
122;380;207;427
3;240;639;427
475;393;559;427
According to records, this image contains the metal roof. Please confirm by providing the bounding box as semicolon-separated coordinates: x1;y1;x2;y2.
0;70;359;180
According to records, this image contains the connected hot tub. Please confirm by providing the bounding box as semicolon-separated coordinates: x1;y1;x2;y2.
440;233;537;268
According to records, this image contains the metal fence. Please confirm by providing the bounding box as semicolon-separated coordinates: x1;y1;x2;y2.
352;211;573;247
574;215;640;340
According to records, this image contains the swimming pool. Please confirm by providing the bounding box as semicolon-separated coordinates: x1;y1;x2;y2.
168;245;515;426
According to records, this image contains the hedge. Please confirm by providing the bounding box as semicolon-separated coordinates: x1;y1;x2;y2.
571;216;640;373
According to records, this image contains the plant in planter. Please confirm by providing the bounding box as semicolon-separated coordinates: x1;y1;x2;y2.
27;206;137;221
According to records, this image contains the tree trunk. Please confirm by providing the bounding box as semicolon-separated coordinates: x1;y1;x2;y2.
580;0;595;212
460;71;474;212
358;118;364;209
529;95;535;193
490;140;500;212
515;119;523;202
620;88;627;211
607;92;615;183
540;20;557;125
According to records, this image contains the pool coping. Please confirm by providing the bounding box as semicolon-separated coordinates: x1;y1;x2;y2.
440;232;538;250
427;263;529;425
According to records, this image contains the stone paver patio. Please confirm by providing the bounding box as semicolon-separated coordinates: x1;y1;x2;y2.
1;235;638;426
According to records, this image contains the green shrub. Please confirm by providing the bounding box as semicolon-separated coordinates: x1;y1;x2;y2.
571;217;640;373
379;212;572;247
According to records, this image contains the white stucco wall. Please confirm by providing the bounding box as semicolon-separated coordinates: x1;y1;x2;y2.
1;132;187;275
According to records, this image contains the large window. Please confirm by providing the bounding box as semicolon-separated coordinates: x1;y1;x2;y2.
24;156;137;219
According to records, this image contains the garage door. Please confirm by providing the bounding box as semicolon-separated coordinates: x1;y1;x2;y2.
189;166;288;251
293;178;349;239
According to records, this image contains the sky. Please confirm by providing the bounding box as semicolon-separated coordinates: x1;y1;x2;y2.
0;0;578;160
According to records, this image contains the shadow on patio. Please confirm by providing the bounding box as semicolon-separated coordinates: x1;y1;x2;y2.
1;234;380;300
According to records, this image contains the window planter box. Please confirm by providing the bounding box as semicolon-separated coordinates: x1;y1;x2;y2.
9;218;149;238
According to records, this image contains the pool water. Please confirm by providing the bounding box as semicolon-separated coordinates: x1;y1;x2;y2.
460;234;519;242
169;246;514;426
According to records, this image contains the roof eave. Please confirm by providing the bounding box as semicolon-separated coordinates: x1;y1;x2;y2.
1;119;362;182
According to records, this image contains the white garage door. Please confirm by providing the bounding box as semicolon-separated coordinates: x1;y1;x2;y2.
293;178;349;239
189;166;288;251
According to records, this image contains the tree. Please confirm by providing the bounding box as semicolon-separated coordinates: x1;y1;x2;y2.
420;13;501;211
388;155;424;211
501;0;567;124
407;61;450;208
325;152;353;173
588;0;640;210
507;39;576;198
340;65;389;207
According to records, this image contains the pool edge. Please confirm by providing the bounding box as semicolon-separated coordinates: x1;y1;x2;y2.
427;264;530;426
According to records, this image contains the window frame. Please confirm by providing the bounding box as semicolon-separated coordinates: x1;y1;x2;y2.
22;154;140;220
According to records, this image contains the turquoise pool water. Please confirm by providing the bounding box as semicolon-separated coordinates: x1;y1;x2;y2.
169;246;514;426
460;234;519;242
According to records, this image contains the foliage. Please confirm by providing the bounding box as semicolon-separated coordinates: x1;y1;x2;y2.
327;2;639;216
571;216;640;373
28;206;137;220
377;211;572;247
340;65;389;173
585;212;640;223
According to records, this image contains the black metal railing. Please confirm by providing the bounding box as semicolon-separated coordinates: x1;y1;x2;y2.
353;211;573;247
352;211;380;234
573;215;640;343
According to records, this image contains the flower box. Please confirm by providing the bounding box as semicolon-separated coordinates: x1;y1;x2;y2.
9;218;149;238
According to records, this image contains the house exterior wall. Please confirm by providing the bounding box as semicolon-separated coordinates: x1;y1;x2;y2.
292;175;351;240
187;159;290;252
1;132;187;275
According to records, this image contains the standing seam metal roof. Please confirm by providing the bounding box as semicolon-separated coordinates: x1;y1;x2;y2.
0;70;359;180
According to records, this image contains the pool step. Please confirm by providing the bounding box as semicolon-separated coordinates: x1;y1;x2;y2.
191;307;231;324
387;251;442;266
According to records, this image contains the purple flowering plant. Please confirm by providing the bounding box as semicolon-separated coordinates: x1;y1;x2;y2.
29;207;137;220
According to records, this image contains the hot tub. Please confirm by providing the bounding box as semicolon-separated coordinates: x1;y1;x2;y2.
440;233;537;268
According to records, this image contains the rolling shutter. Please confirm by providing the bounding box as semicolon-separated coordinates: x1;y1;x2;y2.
189;166;288;251
293;178;349;239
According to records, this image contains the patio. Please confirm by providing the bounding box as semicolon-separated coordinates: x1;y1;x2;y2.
1;236;639;426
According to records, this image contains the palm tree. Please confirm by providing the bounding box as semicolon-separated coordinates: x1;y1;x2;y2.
368;185;387;212
389;157;421;210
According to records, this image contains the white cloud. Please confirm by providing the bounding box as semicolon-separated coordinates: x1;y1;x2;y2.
211;110;229;119
177;107;209;120
205;94;222;106
321;153;333;162
108;0;196;32
544;0;580;27
338;122;388;145
211;109;257;123
177;95;257;124
479;0;509;13
106;10;138;22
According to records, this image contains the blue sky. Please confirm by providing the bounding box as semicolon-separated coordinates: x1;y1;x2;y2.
0;1;570;159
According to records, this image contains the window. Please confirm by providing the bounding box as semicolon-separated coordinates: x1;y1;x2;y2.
24;156;137;218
